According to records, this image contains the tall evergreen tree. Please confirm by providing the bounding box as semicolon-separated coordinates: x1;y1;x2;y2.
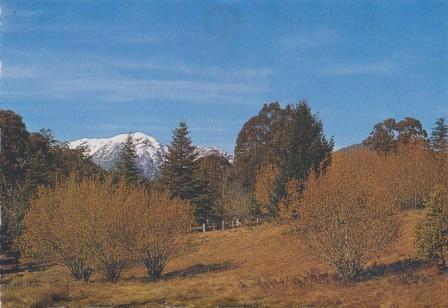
160;122;212;223
430;117;448;152
114;134;141;185
278;103;334;183
233;102;333;215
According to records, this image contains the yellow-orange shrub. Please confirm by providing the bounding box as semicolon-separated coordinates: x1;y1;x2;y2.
133;189;194;280
383;143;445;209
290;150;398;282
254;163;280;216
19;175;194;282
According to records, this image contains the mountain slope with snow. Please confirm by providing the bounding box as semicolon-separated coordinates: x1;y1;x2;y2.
69;132;165;179
69;132;232;179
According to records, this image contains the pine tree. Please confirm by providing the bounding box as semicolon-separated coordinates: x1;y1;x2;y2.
414;185;448;268
114;134;141;185
430;117;448;152
160;122;212;223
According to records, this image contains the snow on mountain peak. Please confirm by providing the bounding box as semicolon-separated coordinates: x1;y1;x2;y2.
68;132;232;179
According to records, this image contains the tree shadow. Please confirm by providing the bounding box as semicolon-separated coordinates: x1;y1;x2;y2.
361;258;426;281
0;256;46;276
162;261;237;280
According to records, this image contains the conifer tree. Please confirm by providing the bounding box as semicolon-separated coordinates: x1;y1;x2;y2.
414;185;448;268
114;134;141;185
160;122;212;223
430;117;448;152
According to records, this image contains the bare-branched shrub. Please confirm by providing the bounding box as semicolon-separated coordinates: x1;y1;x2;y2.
290;150;399;282
19;175;195;282
18;176;104;281
19;176;139;282
88;180;140;282
133;190;194;280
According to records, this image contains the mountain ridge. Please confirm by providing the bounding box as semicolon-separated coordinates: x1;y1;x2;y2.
68;132;232;179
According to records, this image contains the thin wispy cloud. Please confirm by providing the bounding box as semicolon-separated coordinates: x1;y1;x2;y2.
1;43;273;105
3;0;445;153
3;75;270;105
280;28;340;50
319;62;396;77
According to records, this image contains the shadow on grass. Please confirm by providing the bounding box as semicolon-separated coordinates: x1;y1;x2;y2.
363;258;425;280
162;261;237;280
0;254;45;276
120;261;237;283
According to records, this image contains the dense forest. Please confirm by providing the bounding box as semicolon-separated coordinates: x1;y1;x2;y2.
1;103;448;305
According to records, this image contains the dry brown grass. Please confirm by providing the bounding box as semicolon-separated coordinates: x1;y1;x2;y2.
2;210;448;307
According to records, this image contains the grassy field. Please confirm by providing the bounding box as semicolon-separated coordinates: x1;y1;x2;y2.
2;210;448;307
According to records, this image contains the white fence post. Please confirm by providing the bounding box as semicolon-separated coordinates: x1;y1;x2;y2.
222;219;225;231
202;223;206;233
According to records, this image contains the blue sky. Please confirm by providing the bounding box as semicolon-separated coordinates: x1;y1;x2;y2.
1;0;447;152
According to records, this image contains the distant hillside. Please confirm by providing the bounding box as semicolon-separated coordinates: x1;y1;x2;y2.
336;143;366;153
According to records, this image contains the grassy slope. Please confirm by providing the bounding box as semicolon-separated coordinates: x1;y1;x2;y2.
2;210;448;307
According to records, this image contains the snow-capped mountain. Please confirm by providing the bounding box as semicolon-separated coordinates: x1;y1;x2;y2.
69;132;165;179
68;132;232;179
195;146;234;163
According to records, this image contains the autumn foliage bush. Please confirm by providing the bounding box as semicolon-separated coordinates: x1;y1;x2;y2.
133;190;194;280
290;150;399;282
18;175;194;282
254;163;281;217
383;143;446;209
